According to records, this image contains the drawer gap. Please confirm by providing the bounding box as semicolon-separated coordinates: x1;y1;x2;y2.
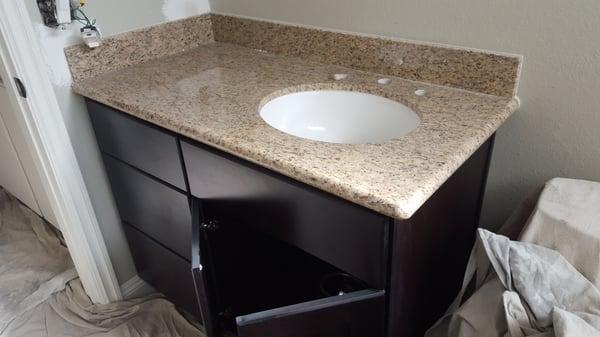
103;152;188;195
125;220;190;262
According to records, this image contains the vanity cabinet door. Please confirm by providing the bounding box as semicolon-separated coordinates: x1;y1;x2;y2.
191;198;221;337
236;290;386;337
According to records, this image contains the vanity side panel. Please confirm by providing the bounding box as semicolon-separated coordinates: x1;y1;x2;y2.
387;136;494;337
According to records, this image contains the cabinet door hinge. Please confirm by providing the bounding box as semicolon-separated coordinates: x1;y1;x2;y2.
200;219;221;232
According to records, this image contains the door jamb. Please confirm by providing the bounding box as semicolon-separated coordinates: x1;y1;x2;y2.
0;0;122;303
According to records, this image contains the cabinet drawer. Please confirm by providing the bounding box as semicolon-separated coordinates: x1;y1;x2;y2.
182;141;389;289
87;99;186;189
103;155;191;260
124;224;199;318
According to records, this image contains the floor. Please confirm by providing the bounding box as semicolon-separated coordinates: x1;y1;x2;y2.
0;187;205;337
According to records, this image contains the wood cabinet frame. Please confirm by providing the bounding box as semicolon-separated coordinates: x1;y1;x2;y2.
87;99;496;337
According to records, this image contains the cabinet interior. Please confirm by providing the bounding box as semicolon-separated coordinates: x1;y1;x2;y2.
202;201;372;333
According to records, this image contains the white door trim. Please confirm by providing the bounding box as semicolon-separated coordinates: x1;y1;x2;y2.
0;1;122;303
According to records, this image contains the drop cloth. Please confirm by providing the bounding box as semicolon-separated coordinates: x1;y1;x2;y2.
3;279;204;337
0;188;204;337
0;188;76;332
426;178;600;337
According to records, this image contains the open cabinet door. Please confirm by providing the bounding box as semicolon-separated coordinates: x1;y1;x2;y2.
191;197;221;337
236;289;386;337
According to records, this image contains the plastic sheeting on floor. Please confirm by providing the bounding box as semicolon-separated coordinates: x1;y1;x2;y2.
0;188;205;337
0;188;76;332
3;279;204;337
426;178;600;337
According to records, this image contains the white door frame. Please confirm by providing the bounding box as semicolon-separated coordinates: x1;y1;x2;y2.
0;0;122;303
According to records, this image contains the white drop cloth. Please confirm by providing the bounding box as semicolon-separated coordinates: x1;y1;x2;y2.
426;178;600;337
3;279;204;337
0;188;76;332
0;188;204;337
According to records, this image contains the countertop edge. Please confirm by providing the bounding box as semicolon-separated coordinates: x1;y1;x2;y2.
74;84;518;220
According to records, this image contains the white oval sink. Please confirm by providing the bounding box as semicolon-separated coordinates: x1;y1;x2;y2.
260;90;421;144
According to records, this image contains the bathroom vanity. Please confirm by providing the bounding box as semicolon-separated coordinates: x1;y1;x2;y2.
87;98;493;337
70;13;521;337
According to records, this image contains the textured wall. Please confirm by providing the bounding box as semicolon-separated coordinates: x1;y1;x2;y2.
23;0;210;285
211;0;600;228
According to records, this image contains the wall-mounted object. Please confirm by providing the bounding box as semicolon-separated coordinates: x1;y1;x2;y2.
55;0;72;26
36;0;72;28
36;0;59;27
37;0;102;48
81;26;102;49
71;1;102;48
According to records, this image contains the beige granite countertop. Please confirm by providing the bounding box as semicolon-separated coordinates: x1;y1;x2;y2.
72;40;519;219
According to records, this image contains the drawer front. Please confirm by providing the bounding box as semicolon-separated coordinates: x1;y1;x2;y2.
103;155;191;260
87;99;186;190
124;224;199;318
182;141;389;289
236;290;385;337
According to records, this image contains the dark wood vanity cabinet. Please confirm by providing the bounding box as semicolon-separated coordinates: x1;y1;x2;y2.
190;196;386;337
181;140;390;289
87;99;495;337
183;141;389;337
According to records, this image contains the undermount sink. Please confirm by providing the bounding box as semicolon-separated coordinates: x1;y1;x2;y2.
259;90;421;144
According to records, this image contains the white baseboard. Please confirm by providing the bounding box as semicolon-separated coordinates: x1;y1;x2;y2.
120;275;155;299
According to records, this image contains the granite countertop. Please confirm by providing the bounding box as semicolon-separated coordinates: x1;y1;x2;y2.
68;14;521;219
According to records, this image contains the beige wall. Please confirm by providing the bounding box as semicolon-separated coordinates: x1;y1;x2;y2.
211;0;600;228
23;0;209;285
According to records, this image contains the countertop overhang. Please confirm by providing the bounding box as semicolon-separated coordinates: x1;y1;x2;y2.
68;14;522;219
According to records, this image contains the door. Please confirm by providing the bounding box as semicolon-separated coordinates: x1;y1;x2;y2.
0;34;57;226
236;289;385;337
191;198;221;337
0;94;39;211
